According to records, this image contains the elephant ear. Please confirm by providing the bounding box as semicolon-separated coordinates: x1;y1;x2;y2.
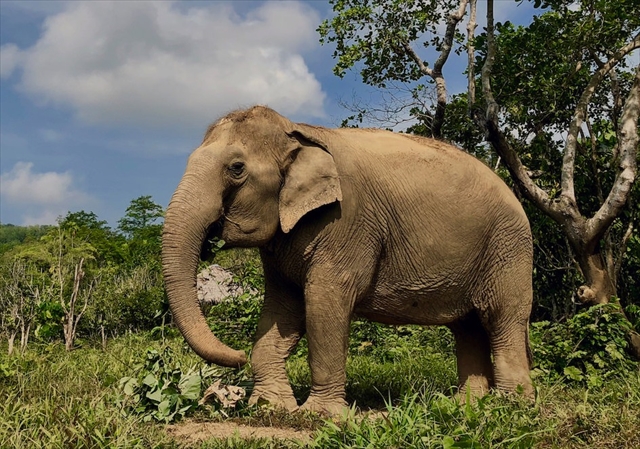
279;130;342;233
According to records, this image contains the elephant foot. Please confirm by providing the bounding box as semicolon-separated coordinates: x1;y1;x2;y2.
248;388;298;411
299;396;349;417
456;374;491;403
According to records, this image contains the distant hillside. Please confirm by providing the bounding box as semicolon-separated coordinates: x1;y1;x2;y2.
0;223;52;255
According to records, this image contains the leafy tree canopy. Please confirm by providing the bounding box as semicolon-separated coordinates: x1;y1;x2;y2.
117;195;164;239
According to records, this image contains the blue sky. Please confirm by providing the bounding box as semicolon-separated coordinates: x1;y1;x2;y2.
0;0;538;227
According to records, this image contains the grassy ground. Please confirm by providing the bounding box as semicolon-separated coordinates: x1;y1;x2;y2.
1;328;639;448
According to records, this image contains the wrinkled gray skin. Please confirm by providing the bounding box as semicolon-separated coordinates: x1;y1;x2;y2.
162;106;534;415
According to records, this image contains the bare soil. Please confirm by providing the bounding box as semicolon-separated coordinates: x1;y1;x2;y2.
167;420;313;445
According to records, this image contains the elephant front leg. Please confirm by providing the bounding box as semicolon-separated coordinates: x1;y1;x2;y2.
299;275;354;416
250;280;305;411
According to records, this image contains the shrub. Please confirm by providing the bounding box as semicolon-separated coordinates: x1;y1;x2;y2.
530;301;638;386
119;347;216;422
206;294;262;353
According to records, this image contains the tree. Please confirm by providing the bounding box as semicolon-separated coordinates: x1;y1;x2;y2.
0;223;52;255
0;257;46;354
479;1;639;307
60;210;125;266
320;0;640;355
20;224;99;351
118;196;164;268
117;195;164;239
319;0;469;137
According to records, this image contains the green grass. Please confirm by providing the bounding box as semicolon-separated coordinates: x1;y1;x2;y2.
1;329;639;448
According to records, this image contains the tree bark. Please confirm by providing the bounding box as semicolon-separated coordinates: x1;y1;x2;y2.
7;332;16;356
63;258;87;351
466;0;477;111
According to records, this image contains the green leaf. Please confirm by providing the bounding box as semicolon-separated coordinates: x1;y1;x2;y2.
157;399;171;417
442;435;456;449
178;373;201;401
142;373;157;388
564;366;584;381
122;378;138;396
146;388;163;403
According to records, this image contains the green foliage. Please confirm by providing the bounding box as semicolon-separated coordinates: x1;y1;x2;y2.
531;302;639;386
318;0;463;85
207;295;262;353
313;391;543;449
527;202;579;321
2;331;640;448
117;195;164;269
0;223;52;255
59;210;125;266
202;248;265;351
0;195;170;350
35;300;65;340
86;263;167;337
118;347;212;423
0;334;179;448
618;181;640;303
349;321;454;361
117;195;164;239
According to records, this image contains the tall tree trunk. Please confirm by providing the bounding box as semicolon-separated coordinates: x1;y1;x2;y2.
572;246;617;305
63;258;88;351
101;324;107;351
561;218;618;305
7;332;16;356
20;322;31;354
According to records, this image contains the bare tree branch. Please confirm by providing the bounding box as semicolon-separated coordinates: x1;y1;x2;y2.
481;0;498;122
466;0;478;110
433;0;469;74
400;0;469;137
562;33;640;205
481;0;559;219
587;66;640;241
337;82;437;128
402;42;433;78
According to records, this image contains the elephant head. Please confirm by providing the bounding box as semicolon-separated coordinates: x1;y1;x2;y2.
162;106;342;367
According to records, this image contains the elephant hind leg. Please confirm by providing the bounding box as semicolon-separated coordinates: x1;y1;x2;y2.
476;281;534;398
488;327;533;397
449;313;494;400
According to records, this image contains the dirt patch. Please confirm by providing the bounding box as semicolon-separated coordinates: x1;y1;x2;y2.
167;420;313;445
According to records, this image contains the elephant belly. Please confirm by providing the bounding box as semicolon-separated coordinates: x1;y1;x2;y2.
354;283;470;326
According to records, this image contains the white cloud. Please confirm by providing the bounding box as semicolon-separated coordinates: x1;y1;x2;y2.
38;129;64;142
0;44;22;78
5;1;326;128
0;162;93;224
21;210;64;227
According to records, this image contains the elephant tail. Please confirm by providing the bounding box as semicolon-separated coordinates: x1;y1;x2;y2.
525;324;533;369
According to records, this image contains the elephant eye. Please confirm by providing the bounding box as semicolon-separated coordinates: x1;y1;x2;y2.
228;161;245;178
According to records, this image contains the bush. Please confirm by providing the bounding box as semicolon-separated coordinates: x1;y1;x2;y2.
530;301;638;386
118;347;208;422
206;295;262;353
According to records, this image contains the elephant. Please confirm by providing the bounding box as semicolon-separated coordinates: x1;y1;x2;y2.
162;105;534;415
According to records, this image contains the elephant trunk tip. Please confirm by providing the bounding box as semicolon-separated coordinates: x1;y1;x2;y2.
215;350;248;369
180;323;249;368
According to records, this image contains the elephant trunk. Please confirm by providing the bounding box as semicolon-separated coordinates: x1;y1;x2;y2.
162;170;247;368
